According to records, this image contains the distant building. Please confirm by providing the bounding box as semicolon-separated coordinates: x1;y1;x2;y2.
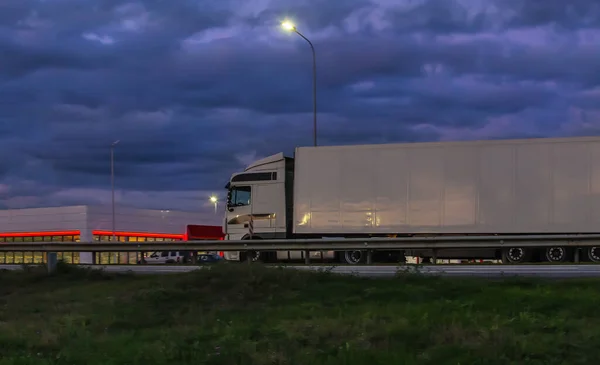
0;205;224;265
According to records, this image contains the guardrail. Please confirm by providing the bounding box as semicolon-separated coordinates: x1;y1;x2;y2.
2;234;600;273
2;234;600;252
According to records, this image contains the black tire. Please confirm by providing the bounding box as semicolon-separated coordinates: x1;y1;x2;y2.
240;236;263;262
586;247;600;263
340;250;366;265
544;246;569;263
501;247;531;264
240;250;263;262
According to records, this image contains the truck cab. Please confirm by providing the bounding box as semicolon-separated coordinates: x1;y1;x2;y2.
223;153;292;261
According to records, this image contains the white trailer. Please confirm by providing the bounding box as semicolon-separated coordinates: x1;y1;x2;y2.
222;136;600;264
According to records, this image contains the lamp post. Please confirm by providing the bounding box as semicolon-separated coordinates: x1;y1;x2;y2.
281;20;317;147
110;140;120;242
209;195;218;214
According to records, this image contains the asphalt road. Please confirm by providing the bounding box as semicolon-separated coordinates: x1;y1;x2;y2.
3;263;600;278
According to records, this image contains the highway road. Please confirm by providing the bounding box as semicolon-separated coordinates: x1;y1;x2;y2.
3;263;600;278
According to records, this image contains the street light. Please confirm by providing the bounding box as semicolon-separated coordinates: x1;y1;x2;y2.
281;20;317;147
209;195;218;214
110;140;120;242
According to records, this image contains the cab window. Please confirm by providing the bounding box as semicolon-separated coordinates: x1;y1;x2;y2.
229;186;251;207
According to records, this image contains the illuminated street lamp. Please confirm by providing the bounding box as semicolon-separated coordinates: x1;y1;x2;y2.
281;20;295;31
281;20;317;147
209;195;218;214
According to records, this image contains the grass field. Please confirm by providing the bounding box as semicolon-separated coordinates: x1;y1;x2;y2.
1;263;600;365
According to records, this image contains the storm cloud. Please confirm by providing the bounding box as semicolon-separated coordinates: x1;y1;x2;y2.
1;0;600;223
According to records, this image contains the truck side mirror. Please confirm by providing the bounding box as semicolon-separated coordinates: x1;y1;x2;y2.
226;190;233;212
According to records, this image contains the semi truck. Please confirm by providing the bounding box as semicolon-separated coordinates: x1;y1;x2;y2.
222;135;600;264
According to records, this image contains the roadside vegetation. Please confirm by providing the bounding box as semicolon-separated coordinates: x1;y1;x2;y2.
1;262;599;364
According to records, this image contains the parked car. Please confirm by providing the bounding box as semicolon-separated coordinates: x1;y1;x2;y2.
197;253;224;264
138;251;191;264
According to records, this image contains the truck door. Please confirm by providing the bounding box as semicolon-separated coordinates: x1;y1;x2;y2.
226;185;253;237
250;183;281;232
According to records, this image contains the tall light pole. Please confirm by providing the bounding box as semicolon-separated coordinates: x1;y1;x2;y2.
110;140;120;242
281;20;317;147
209;195;218;214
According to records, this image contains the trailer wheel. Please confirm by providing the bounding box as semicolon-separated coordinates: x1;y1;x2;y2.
586;247;600;263
501;247;530;264
544;246;568;263
342;250;365;265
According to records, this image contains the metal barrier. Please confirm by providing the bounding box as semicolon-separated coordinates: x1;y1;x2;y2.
1;234;600;272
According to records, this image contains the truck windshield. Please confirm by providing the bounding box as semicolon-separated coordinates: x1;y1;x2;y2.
228;186;251;207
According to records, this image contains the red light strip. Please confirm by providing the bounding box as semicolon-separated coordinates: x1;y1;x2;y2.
0;230;216;240
92;230;184;239
0;230;81;238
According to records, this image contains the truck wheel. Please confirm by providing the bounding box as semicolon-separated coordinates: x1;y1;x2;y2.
240;236;264;262
250;251;262;262
240;250;262;262
501;247;530;264
342;250;365;265
587;247;600;263
545;247;568;263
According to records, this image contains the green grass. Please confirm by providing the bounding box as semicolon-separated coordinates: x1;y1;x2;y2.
1;263;600;365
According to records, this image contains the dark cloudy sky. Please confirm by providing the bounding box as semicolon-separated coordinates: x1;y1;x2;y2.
1;0;599;224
